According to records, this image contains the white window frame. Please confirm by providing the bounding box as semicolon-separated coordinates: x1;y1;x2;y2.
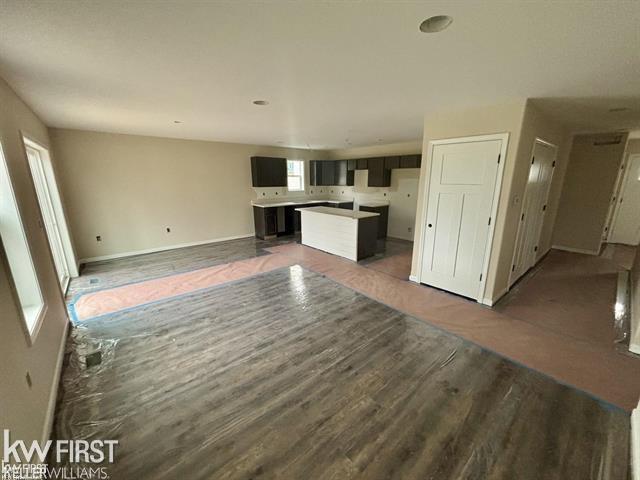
287;160;305;192
0;141;46;345
23;135;78;291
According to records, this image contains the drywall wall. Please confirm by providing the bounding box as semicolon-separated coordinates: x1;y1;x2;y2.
492;101;571;294
0;77;69;446
49;129;322;261
411;100;527;302
553;132;628;254
630;245;640;354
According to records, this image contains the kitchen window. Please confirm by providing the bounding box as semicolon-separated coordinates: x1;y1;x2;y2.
287;160;305;192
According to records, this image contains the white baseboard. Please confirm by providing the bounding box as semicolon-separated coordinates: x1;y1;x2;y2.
633;406;640;480
551;244;600;256
482;286;509;307
79;234;255;264
409;275;419;283
630;343;640;356
41;320;69;444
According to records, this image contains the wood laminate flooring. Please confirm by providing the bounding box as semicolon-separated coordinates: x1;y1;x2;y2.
67;236;291;299
55;265;630;479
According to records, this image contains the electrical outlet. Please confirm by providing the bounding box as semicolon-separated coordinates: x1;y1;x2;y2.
25;372;32;389
96;235;102;242
408;227;412;233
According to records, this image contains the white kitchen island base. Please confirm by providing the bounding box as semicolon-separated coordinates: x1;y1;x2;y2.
297;206;379;261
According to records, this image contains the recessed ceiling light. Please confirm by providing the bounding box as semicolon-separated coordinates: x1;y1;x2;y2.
253;100;269;106
420;15;453;33
609;107;629;113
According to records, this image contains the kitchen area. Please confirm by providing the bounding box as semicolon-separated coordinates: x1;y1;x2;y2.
250;153;420;270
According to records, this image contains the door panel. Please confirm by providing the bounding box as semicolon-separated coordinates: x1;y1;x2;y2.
421;139;502;299
510;141;557;284
610;154;640;245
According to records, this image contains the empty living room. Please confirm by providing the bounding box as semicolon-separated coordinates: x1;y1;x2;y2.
2;1;640;479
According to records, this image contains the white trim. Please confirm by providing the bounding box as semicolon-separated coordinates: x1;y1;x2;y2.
551;244;600;256
508;138;559;288
79;234;255;264
41;320;69;444
633;405;640;480
414;133;509;306
609;153;640;245
409;274;419;283
21;134;79;278
482;286;509;306
631;343;640;356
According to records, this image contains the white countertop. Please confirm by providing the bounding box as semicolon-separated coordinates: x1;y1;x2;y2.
252;198;353;208
296;206;379;219
359;201;390;208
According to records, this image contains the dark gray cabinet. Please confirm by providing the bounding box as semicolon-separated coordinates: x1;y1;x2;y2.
347;159;357;171
384;156;400;170
310;160;353;186
367;157;391;187
251;157;287;187
253;206;278;239
359;205;389;238
356;158;368;170
400;154;422;169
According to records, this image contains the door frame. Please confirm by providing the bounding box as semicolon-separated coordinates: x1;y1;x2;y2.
415;133;509;305
608;152;640;245
508;137;558;288
603;141;631;243
21;135;79;289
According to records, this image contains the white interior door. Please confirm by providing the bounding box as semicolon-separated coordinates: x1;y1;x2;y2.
420;138;503;299
609;153;640;245
510;140;557;284
26;145;70;288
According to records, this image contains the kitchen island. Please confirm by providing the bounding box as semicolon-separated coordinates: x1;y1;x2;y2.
296;206;379;261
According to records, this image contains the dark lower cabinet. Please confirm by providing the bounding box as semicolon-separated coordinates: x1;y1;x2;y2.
254;206;278;239
359;205;389;238
337;201;354;210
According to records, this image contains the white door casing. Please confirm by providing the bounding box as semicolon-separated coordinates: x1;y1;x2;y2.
609;153;640;245
509;139;558;286
418;134;507;303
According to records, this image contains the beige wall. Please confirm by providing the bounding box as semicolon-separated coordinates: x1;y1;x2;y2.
492;101;571;293
50;129;322;261
631;245;640;352
552;132;628;253
0;78;69;446
410;100;570;302
411;100;527;301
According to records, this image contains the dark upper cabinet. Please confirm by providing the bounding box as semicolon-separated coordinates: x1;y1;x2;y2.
321;160;336;186
356;158;368;170
347;159;357;171
309;160;321;186
335;160;348;186
384;156;400;170
251;157;287;187
367;157;391;187
400;154;422;169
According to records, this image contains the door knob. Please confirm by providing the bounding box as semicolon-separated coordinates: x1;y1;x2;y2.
428;223;433;228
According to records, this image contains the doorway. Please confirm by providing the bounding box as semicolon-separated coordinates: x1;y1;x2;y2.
609;153;640;246
417;134;507;302
509;138;558;286
23;137;77;292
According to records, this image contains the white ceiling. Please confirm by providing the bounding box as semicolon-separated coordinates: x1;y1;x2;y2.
0;1;639;149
